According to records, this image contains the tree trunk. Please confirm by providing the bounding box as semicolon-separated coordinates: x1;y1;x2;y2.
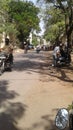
65;15;72;49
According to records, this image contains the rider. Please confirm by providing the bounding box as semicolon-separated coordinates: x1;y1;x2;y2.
52;42;60;66
4;45;13;64
52;42;66;66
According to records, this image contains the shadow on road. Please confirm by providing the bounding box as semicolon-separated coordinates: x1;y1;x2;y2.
13;52;48;72
13;51;73;84
24;108;69;130
0;80;27;130
0;80;17;105
51;67;73;83
40;52;73;84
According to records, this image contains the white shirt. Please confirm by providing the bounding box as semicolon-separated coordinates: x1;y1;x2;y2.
53;46;60;57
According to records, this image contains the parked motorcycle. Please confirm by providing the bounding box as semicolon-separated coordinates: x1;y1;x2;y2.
4;53;13;71
54;48;71;67
0;52;13;75
56;55;71;67
55;102;73;130
0;52;6;75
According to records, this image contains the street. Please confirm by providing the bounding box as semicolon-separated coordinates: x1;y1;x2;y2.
0;50;73;130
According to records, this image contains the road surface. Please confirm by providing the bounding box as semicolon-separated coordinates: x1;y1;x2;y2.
0;50;73;130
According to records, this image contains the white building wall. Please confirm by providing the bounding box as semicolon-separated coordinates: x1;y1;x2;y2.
0;32;5;48
29;32;32;44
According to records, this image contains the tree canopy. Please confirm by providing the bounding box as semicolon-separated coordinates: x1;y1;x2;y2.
0;0;40;46
8;0;40;42
43;7;65;43
38;0;73;48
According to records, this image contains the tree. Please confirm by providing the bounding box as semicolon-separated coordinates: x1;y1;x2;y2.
32;34;39;46
38;0;73;49
43;7;65;44
8;0;40;43
0;0;18;46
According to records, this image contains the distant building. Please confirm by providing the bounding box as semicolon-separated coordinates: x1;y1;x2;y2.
42;39;51;46
29;32;32;44
0;32;5;48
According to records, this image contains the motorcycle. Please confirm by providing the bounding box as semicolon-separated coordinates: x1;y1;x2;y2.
4;53;13;71
55;102;73;130
0;52;6;75
0;52;13;75
36;47;41;53
54;49;71;67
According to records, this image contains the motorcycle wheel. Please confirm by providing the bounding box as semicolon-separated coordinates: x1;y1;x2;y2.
5;62;12;71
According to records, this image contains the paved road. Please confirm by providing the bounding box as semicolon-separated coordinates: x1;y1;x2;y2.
0;50;73;130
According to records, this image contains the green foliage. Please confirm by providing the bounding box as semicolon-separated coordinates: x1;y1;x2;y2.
44;7;65;43
0;33;3;44
38;0;73;47
4;23;18;35
8;0;40;42
0;0;40;47
68;102;73;110
32;34;38;46
0;0;10;32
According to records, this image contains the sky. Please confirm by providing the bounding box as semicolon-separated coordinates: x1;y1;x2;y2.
27;0;45;36
27;0;37;5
